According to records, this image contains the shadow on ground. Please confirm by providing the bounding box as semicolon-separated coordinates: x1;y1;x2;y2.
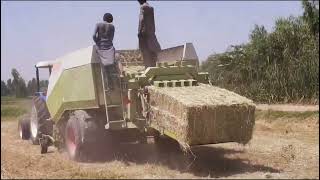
75;135;280;178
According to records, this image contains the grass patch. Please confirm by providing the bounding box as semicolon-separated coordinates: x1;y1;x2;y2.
255;110;319;122
1;96;16;101
1;106;27;117
1;96;32;102
1;96;31;121
1;101;16;105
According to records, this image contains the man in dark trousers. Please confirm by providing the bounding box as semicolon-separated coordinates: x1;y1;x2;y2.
137;0;161;68
93;13;120;90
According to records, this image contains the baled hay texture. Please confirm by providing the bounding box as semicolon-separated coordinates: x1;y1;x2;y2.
148;84;256;146
123;65;145;75
115;50;143;65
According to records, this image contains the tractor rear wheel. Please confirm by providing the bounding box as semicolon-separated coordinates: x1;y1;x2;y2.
65;110;104;161
18;118;31;140
30;96;53;145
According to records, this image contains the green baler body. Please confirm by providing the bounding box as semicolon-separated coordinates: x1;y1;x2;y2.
47;63;104;122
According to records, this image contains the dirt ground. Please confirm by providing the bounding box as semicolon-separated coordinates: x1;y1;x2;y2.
1;104;319;179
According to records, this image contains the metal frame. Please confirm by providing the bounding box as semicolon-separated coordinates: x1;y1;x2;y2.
35;65;53;93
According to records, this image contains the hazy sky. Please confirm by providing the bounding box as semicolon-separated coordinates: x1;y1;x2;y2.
1;1;303;81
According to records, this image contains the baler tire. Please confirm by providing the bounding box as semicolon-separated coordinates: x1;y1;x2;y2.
30;96;52;145
41;144;48;154
65;110;103;161
18;118;31;140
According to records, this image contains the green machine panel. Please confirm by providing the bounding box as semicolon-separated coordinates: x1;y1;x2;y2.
46;64;100;122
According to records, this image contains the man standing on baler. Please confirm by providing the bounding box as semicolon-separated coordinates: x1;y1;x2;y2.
137;0;162;68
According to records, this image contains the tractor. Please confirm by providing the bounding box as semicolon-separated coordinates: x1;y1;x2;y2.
18;43;210;160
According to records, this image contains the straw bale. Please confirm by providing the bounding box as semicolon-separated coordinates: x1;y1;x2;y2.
148;83;255;145
123;65;145;74
115;50;143;64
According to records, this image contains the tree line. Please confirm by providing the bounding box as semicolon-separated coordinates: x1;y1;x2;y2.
1;68;48;97
201;0;319;104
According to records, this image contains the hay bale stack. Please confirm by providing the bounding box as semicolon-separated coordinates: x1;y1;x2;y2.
148;84;255;146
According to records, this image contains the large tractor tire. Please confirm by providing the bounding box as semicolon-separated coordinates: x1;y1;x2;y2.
64;110;105;161
18;118;31;140
30;96;53;145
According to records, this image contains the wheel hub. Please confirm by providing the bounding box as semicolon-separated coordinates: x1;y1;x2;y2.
30;106;38;138
66;126;76;158
18;124;22;138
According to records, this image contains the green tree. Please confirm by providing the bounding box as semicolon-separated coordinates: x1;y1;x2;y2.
1;81;8;96
27;78;37;96
39;80;49;91
11;68;28;98
302;0;319;37
6;79;13;95
202;12;319;104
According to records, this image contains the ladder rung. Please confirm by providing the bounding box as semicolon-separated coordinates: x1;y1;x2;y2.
108;120;126;123
105;120;126;129
107;105;121;108
136;118;146;121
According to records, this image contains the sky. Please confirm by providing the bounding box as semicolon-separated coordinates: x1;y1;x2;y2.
1;1;304;81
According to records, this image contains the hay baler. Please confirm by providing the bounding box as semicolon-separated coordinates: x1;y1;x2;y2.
18;43;255;160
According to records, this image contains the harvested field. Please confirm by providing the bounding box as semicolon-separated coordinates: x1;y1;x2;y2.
148;84;256;145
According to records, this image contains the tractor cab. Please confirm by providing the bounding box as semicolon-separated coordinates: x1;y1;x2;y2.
35;61;54;101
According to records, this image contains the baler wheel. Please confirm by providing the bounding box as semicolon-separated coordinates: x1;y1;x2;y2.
65;110;104;161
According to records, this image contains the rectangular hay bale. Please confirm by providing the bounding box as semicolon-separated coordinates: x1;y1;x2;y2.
148;84;255;146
